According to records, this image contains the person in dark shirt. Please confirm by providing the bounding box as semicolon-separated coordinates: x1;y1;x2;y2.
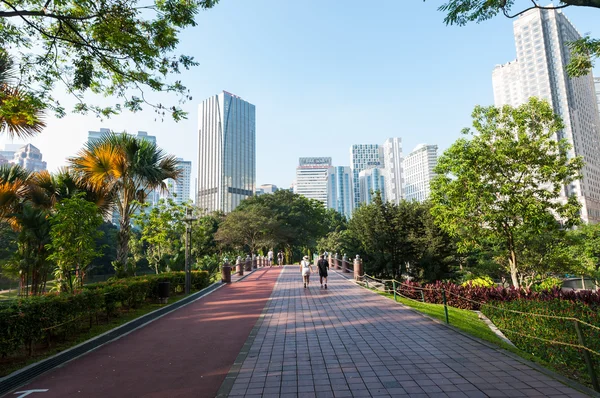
317;254;329;289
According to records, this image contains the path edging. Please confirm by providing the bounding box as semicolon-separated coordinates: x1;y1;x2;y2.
0;281;224;397
215;266;285;397
333;270;600;398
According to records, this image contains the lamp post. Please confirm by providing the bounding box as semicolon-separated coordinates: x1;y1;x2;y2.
183;207;197;295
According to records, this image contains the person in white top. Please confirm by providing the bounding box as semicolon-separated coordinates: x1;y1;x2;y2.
300;255;314;288
267;249;274;266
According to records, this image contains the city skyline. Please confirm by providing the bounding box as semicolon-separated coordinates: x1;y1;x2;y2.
0;2;598;192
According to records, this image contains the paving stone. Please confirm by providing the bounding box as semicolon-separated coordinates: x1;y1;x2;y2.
224;267;590;397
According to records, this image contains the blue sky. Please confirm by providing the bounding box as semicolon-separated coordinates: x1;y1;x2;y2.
1;1;599;196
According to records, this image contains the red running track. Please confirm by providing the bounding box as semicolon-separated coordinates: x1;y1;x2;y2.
8;267;282;398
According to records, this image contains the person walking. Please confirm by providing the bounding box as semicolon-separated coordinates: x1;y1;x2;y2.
277;250;284;266
317;254;329;289
267;249;274;266
300;255;313;288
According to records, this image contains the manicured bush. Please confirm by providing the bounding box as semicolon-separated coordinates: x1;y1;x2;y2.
461;275;495;288
481;299;600;387
0;270;210;359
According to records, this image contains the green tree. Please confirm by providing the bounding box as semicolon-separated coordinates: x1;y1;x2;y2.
0;0;219;120
46;195;103;292
191;211;223;259
431;1;599;77
215;204;283;255
69;132;180;268
567;223;600;285
131;199;186;274
430;98;583;288
89;221;119;276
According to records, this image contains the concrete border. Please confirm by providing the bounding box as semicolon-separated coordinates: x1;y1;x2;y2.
332;269;600;398
215;266;286;397
0;280;225;397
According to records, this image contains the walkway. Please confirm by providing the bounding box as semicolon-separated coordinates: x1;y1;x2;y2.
224;266;591;398
7;267;281;398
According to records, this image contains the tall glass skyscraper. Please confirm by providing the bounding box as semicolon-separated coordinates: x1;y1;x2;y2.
162;158;192;205
350;144;383;207
359;167;386;205
492;8;600;223
403;144;437;202
329;166;353;219
382;137;403;204
197;91;256;213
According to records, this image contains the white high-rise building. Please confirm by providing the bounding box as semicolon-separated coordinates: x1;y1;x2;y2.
382;137;403;204
294;157;333;207
0;143;23;163
359;167;386;205
197;91;256;213
329;166;353;219
595;77;600;119
162;158;192;205
256;184;278;196
12;144;47;172
87;128;156;145
403;144;437;202
350;144;383;207
492;8;600;223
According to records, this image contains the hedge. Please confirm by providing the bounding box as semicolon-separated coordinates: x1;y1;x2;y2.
481;299;600;387
395;281;600;310
0;271;209;358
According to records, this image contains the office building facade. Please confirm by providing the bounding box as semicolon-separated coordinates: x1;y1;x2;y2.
595;77;600;119
12;144;47;172
402;144;437;202
197;91;256;213
382;137;403;204
256;184;278;196
358;167;386;205
329;166;353;219
294;157;333;207
492;8;600;222
162;158;192;205
350;144;383;207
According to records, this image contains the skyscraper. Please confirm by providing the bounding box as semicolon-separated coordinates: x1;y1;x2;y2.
197;91;256;213
0;143;23;162
162;158;192;205
595;77;600;119
294;157;333;206
12;144;47;172
350;144;383;207
329;166;353;219
492;8;600;223
359;167;386;205
255;184;278;196
382;137;403;204
402;144;437;202
87;128;156;145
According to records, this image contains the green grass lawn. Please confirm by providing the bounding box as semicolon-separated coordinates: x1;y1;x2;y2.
0;292;194;377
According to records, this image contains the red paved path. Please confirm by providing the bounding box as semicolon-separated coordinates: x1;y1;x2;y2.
9;267;281;398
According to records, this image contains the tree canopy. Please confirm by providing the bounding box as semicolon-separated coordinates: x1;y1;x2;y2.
430;97;583;288
432;0;599;76
0;0;219;121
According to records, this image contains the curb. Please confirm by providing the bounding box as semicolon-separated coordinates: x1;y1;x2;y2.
216;266;285;397
0;281;224;397
332;270;600;398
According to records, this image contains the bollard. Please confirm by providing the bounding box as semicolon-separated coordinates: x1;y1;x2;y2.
342;254;348;273
393;280;397;302
353;255;363;281
245;255;252;271
252;254;257;269
236;256;243;276
221;259;232;283
442;289;449;324
420;290;425;303
573;320;600;392
335;253;341;270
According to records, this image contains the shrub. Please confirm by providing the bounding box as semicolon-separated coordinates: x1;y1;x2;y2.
461;275;495;288
481;299;600;387
533;277;563;292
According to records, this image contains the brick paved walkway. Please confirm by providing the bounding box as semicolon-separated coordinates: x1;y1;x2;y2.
225;266;591;398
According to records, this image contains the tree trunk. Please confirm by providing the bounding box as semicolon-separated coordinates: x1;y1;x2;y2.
117;212;131;268
509;250;519;289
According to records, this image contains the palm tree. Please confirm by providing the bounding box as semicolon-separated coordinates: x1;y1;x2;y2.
69;133;180;268
0;49;46;139
0;163;31;224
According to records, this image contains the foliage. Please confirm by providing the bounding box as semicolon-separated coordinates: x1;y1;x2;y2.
0;0;219;120
533;277;564;292
462;275;495;288
567;223;600;284
46;195;104;292
131;199;186;274
431;0;599;77
482;299;600;387
70;132;180;268
0;49;45;139
430;98;583;288
89;222;118;276
0;271;209;358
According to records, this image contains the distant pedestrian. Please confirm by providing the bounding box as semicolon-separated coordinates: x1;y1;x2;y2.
300;255;313;288
277;250;284;266
317;254;329;289
267;249;274;266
